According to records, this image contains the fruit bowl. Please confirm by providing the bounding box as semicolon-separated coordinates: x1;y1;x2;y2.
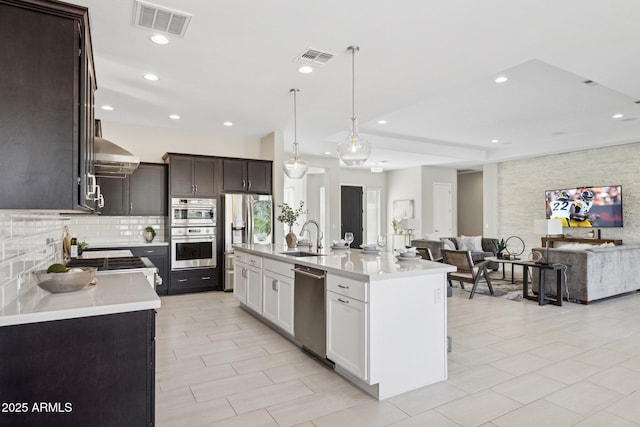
33;267;97;293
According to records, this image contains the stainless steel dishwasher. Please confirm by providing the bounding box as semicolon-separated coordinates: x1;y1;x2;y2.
293;264;328;361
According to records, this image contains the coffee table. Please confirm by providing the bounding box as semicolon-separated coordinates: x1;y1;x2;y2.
485;256;525;284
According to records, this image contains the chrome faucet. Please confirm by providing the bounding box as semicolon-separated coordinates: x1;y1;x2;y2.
300;220;323;252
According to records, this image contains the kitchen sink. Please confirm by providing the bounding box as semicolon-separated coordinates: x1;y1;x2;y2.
279;251;325;257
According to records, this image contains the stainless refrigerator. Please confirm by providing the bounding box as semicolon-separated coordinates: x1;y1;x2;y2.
223;194;273;290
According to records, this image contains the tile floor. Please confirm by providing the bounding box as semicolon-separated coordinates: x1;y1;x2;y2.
155;287;640;426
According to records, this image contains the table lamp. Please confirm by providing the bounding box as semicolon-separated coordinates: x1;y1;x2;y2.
534;219;563;265
400;218;416;246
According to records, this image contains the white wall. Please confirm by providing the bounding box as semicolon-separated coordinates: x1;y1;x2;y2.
419;166;458;237
387;167;422;235
101;121;263;163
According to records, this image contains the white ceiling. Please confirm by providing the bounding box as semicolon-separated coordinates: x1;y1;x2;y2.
77;0;640;171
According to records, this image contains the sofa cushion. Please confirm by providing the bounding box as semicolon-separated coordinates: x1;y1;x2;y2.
460;235;483;252
441;238;456;250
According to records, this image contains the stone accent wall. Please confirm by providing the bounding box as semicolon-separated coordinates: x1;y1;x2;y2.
498;142;640;256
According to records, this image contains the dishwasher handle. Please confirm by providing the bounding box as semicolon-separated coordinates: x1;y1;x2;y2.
293;267;326;280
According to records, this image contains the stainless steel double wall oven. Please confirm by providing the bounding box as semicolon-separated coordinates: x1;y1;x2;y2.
171;198;217;270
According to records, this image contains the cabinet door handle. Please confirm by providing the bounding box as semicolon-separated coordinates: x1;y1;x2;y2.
272;279;278;291
191;184;195;193
338;284;349;289
130;202;133;212
201;276;211;280
248;180;252;189
144;250;155;253
337;298;350;304
178;279;188;282
242;179;246;189
195;184;198;193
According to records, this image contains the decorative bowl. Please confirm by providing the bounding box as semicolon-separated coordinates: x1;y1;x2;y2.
33;267;97;293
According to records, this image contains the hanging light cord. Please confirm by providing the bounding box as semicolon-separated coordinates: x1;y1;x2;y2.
293;89;298;144
349;46;359;123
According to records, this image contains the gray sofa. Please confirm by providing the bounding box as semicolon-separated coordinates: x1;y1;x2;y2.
531;245;640;303
411;237;499;268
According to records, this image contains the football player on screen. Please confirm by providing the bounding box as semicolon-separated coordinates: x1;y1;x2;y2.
548;190;573;227
570;190;600;227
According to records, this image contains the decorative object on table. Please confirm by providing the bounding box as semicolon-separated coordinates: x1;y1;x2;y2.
336;45;371;166
505;235;525;259
344;232;354;249
376;235;387;248
282;88;309;179
533;219;562;264
391;218;400;234
62;225;71;260
496;238;507;259
400;218;416;245
277;201;305;249
144;226;156;243
33;266;97;293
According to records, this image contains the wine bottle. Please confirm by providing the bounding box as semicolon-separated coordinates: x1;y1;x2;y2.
70;233;78;258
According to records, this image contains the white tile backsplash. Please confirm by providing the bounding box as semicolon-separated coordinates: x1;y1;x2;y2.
0;211;166;309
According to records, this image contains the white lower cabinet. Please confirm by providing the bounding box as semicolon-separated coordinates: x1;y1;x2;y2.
245;264;263;313
326;274;369;381
262;267;294;335
233;260;247;303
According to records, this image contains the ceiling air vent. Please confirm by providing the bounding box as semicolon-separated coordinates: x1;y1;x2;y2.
133;0;192;37
294;48;334;66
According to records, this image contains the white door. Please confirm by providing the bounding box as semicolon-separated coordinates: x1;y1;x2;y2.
433;183;452;236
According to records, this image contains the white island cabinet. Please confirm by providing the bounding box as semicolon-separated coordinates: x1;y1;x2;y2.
232;244;455;400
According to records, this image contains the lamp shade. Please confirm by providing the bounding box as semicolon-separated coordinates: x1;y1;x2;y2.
534;219;563;235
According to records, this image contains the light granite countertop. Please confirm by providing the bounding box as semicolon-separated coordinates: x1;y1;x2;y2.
233;244;455;281
0;272;161;327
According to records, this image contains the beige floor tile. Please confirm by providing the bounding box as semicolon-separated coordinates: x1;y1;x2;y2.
574;411;640;427
155;386;196;409
544;381;624;416
448;346;510;367
227;379;314;414
603;334;640;356
573;346;632;368
492;399;583;427
387;381;468;416
173;338;239;360
208;409;279;427
619;354;640;372
588;366;640;394
297;369;353;392
266;390;362;427
311;401;408;427
489;336;547;356
528;341;586;362
599;391;640;424
388;409;460;427
155;397;236;427
491;373;566;404
158;363;238;392
190;371;273;403
261;337;299;354
537;359;602;385
447;365;514;394
263;358;329;383
230;349;309;374
183;322;241;338
201;345;270;367
489;352;554;376
435;389;521;426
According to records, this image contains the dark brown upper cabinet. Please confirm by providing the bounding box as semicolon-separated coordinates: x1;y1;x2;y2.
164;154;216;198
223;159;272;194
98;163;167;216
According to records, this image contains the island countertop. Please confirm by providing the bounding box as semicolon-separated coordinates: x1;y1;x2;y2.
0;272;161;327
233;244;455;281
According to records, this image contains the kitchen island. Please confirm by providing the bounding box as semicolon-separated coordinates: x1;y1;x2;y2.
0;272;159;426
233;244;455;400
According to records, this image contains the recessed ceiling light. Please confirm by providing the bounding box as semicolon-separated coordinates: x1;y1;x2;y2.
298;65;313;74
377;120;387;124
223;121;233;126
324;151;332;156
371;166;383;173
150;34;169;45
612;113;624;119
169;114;180;120
495;76;508;83
101;105;114;111
491;139;499;143
143;73;159;81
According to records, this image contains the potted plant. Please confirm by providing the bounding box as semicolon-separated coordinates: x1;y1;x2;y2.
497;238;507;259
78;241;89;256
144;226;156;243
277;201;304;249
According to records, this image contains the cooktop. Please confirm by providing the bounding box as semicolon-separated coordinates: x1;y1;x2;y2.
66;256;147;271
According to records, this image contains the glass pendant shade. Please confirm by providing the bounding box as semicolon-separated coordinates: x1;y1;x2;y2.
282;88;309;179
337;117;371;166
338;45;371;166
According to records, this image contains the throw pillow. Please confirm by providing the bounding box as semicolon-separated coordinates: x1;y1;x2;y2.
425;233;440;241
461;235;483;252
441;238;456;250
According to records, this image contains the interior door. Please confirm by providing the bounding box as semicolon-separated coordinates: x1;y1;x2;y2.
433;183;453;236
341;186;363;247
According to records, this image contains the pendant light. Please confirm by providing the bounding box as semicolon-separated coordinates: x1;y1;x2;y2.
282;88;309;179
337;45;371;166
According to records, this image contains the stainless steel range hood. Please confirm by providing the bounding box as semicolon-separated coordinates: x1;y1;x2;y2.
94;120;140;178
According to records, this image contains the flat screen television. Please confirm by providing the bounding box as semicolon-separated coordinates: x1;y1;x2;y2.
545;185;623;227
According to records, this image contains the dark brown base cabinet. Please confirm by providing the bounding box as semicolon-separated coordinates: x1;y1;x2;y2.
0;310;155;427
131;246;170;295
170;268;217;294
